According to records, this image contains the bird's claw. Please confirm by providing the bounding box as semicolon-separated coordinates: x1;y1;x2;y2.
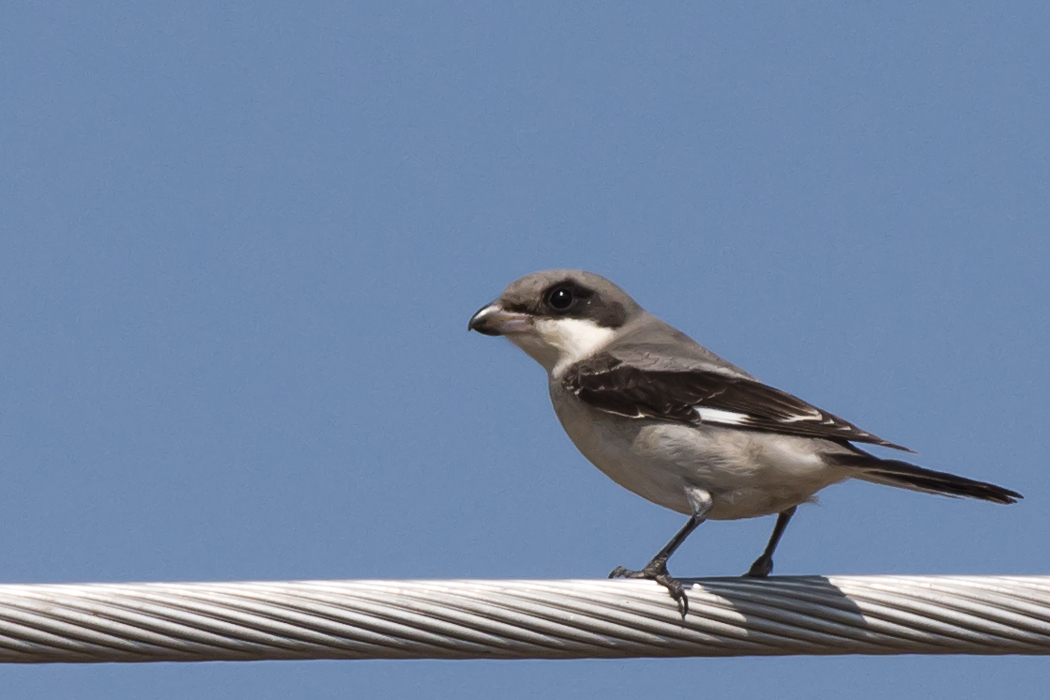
609;559;689;617
745;554;773;578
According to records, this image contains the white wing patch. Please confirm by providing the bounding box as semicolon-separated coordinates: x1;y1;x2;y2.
694;406;750;426
696;405;836;429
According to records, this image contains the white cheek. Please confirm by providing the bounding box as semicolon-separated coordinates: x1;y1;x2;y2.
534;318;618;374
506;333;560;370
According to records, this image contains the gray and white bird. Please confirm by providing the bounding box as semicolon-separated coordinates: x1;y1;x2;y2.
468;270;1021;613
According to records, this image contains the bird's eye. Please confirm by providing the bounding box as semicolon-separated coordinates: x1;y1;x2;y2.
547;287;575;311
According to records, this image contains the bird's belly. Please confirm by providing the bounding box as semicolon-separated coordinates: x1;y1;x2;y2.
550;385;846;520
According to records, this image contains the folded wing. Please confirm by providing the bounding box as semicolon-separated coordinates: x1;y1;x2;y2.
562;353;913;452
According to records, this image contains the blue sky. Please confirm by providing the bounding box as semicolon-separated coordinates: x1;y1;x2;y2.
2;1;1048;697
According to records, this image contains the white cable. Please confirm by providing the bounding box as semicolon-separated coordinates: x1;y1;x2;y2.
1;576;1048;663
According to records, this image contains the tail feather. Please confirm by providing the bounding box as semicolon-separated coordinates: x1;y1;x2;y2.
829;453;1022;505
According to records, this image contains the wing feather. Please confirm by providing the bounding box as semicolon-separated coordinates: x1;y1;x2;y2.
562;353;913;452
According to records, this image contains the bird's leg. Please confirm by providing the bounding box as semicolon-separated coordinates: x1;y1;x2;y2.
745;505;797;577
608;513;704;614
609;488;711;617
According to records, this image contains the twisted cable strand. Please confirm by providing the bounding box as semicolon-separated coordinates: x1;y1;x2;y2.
1;576;1049;663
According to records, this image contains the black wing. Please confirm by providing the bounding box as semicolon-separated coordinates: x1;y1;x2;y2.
562;353;913;452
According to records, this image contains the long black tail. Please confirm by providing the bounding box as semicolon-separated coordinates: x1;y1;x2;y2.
828;453;1022;505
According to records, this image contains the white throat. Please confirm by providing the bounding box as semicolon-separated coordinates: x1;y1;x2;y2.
507;317;618;376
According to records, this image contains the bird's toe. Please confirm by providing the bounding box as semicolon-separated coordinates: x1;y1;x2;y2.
608;560;689;617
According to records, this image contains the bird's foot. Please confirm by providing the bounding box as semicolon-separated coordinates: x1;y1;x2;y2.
609;558;689;617
745;554;773;578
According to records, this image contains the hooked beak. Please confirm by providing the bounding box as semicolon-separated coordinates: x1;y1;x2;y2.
468;303;533;336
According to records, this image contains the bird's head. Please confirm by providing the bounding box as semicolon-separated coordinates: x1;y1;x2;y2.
468;269;643;374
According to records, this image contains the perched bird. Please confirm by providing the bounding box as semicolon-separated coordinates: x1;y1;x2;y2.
468;269;1021;614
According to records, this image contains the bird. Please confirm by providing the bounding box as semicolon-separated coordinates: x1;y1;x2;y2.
468;269;1021;615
